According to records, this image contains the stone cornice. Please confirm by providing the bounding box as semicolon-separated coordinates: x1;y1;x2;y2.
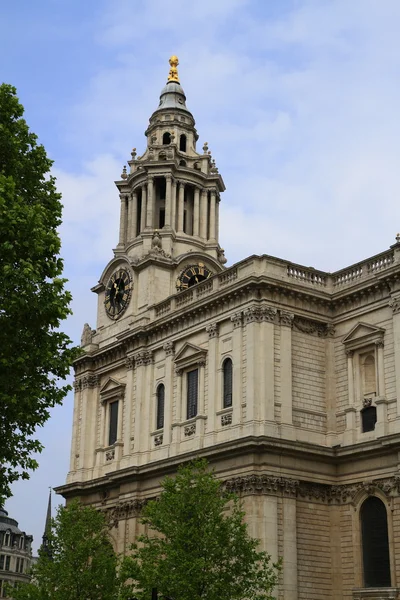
94;473;400;527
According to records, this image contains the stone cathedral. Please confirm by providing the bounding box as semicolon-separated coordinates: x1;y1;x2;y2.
57;57;400;600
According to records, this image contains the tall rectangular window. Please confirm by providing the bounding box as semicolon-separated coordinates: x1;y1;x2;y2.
108;401;119;446
0;556;4;570
5;556;10;571
187;369;198;419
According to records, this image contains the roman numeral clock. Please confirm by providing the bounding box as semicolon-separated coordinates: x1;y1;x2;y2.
176;263;213;291
104;268;132;319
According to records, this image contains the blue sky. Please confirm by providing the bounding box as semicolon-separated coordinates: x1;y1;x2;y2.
3;0;400;551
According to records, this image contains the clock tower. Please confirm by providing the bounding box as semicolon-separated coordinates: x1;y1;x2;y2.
96;56;227;331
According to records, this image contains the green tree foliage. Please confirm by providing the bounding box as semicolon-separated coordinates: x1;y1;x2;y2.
0;84;77;501
120;460;281;600
12;500;119;600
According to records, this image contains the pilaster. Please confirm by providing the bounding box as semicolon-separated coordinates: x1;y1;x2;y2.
230;312;243;427
163;342;175;446
389;295;400;416
282;497;298;600
206;323;219;432
280;311;294;438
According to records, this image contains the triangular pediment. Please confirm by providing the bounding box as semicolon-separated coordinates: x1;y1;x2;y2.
174;342;207;369
342;322;385;349
99;377;126;401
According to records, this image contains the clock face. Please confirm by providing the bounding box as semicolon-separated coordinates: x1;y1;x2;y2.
176;263;213;291
104;269;132;319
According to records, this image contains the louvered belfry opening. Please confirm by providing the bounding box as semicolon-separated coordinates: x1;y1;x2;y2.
361;496;391;588
223;358;233;408
109;401;118;446
187;369;198;419
156;384;165;430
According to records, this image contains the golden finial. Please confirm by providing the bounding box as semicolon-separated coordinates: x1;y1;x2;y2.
167;55;180;82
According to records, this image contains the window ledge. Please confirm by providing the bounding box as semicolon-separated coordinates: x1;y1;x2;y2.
353;587;399;599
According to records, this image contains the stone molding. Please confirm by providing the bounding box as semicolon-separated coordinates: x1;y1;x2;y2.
230;312;242;328
134;350;153;366
206;323;219;338
243;305;277;324
225;474;299;497
224;474;400;503
125;356;135;370
389;297;400;314
163;341;175;356
280;311;294;328
74;374;100;390
103;499;149;528
293;316;334;337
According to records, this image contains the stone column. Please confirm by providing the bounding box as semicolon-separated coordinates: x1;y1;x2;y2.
193;186;200;236
118;194;127;245
163;343;175;446
171;179;177;230
122;356;135;460
216;196;220;242
79;375;99;469
146;176;154;228
141;354;154;453
178;181;185;233
131;190;138;239
70;379;82;471
206;323;219;432
209;189;216;240
260;308;276;424
165;174;172;227
243;307;263;427
390;296;400;416
343;350;356;443
140;185;147;232
230;313;243;425
171;369;183;450
283;497;298;600
280;312;294;435
200;189;208;239
133;351;146;454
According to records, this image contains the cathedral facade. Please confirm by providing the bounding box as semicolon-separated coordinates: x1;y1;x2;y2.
57;57;400;600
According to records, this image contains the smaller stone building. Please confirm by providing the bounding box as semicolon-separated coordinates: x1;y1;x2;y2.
0;508;33;598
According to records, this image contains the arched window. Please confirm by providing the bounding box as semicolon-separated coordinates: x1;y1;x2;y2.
162;132;171;145
223;358;233;408
179;159;187;167
361;496;391;588
156;384;165;430
180;134;187;152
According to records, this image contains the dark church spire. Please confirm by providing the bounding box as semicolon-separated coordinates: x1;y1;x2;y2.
41;489;52;557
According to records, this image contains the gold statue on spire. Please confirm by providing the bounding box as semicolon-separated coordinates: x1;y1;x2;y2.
167;55;180;82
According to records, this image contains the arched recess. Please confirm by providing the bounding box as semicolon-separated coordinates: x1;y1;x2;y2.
222;358;233;408
162;132;171;145
179;134;187;152
156;383;165;430
360;496;391;587
351;487;395;590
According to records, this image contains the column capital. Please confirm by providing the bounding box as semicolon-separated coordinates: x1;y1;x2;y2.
206;323;219;338
165;173;172;181
389;297;400;314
